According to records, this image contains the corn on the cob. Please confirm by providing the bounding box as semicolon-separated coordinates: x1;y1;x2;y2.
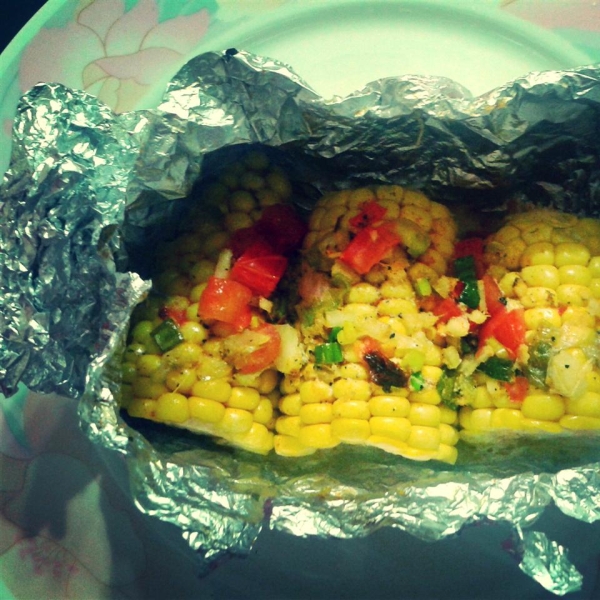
120;150;303;455
275;185;462;463
455;208;600;437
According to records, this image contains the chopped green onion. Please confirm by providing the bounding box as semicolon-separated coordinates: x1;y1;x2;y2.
437;368;458;408
151;318;184;352
314;342;343;365
477;356;514;382
523;341;552;388
328;326;343;343
415;278;432;297
409;372;426;391
454;255;480;309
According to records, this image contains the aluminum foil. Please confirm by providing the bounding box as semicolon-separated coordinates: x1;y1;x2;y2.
2;50;600;595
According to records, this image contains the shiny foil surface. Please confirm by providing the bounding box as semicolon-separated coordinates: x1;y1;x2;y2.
2;50;600;595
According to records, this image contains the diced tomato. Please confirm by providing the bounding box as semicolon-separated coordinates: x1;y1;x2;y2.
504;376;529;403
230;324;282;374
229;228;273;258
349;200;387;229
482;274;505;317
198;276;253;330
433;297;463;323
230;254;288;297
477;307;526;360
339;224;401;275
454;237;485;278
255;204;308;255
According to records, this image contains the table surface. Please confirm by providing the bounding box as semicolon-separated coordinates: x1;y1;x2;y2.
2;2;600;599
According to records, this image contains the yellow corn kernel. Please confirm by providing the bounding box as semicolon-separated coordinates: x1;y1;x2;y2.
566;391;600;418
586;371;600;393
132;377;168;400
189;259;215;285
471;385;494;409
439;423;459;446
461;407;494;431
369;395;410;418
369;416;411;441
319;204;347;230
408;388;441;405
421;365;443;386
229;423;274;455
196;357;232;380
299;403;334;425
373;198;400;220
523;307;562;330
407;425;440;451
331;418;371;443
202;231;230;257
276;415;302;437
367;435;409;455
298;423;340;449
229;189;256;212
521;393;565;421
279;393;302;416
156;392;190;423
224;211;254;233
299;380;333;404
180;322;208;344
377;298;418;317
558;265;592;286
589;256;600;277
560;414;600;430
408;403;441;427
165;342;203;366
136;354;162;377
332;399;371;420
555;242;591;267
490;408;525;430
442;346;461;370
189;283;207;303
337;363;369;381
128;398;157;420
347;283;381;304
560;306;596;328
521;418;563;433
332;378;372;402
227;387;261;411
519;242;555;267
492;224;520;245
191;379;232;403
166;368;197;394
517;286;557;309
498;272;523;298
430;232;455;260
219;408;254;434
590;278;600;299
185;303;201;323
521;265;560;289
253;398;274;425
439;405;458;425
274;434;317;457
399;203;433;231
188;396;226;423
435;443;458;465
503;238;528;270
556;284;591;307
380;280;415;300
420;248;447;276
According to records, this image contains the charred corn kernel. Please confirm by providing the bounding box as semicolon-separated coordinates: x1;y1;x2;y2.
408;388;441;405
332;378;372;402
556;284;591;306
331;418;371;443
228;387;261;411
253;398;274;425
521;393;565;421
219;408;254;434
128;398;157;419
180;322;208;344
166;368;197;394
439;423;459;446
347;283;380;304
156;392;190;423
407;425;440;451
523;307;561;330
274;434;317;456
519;242;555;267
276;415;302;437
298;423;340;449
300;402;334;424
521;265;560;289
439;405;458;425
555;242;590;267
132;377;168;400
558;264;592;286
435;443;458;465
409;403;441;427
490;408;525;430
196;357;232;380
229;423;273;455
369;416;411;441
279;393;302;416
566;392;600;418
299;380;333;404
188;396;226;423
191;379;232;403
560;414;600;430
332;399;371;420
369;395;410;417
521;418;563;433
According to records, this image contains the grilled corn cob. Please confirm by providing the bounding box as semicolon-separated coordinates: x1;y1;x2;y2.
275;185;462;463
456;208;600;437
120;150;305;454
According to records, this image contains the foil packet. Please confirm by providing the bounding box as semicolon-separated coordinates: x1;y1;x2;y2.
2;50;600;595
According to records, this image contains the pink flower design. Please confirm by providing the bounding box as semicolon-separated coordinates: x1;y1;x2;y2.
19;0;210;113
